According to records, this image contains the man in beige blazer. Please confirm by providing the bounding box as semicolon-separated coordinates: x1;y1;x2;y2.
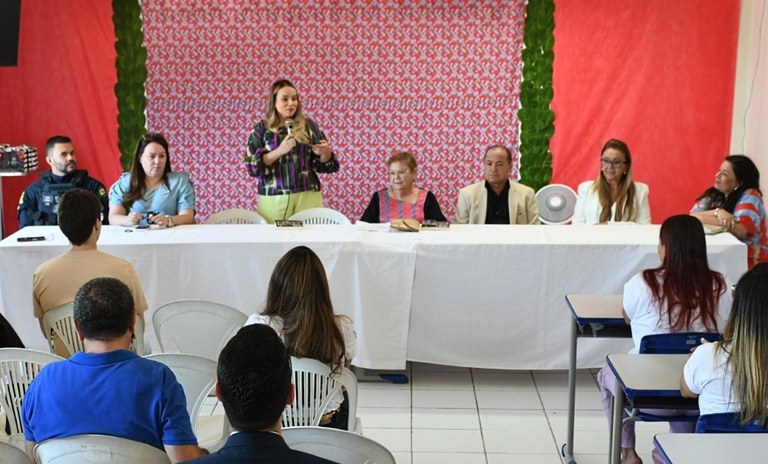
454;145;540;224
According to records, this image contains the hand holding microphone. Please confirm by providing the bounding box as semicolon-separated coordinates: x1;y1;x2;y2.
277;118;296;156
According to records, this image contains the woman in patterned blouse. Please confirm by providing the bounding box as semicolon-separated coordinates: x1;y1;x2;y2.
245;80;339;223
690;154;767;269
360;151;446;224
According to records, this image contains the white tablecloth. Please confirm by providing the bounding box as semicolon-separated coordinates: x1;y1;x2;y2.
0;224;747;369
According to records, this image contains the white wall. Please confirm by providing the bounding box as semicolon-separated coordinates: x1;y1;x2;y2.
731;0;768;180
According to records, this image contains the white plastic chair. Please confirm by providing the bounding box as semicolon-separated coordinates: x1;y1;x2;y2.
42;304;82;356
0;348;64;442
34;434;170;464
284;357;360;433
282;427;395;464
152;300;247;361
0;441;33;464
42;304;146;357
143;353;230;451
288;207;351;225
205;208;268;225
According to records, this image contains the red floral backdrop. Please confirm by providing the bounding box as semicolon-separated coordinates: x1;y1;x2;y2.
141;0;526;222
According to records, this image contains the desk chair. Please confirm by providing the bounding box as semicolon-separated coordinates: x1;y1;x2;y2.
284;357;361;433
0;441;33;464
639;332;721;354
144;353;230;451
153;299;246;361
34;434;170;464
695;412;768;433
205;208;268;224
623;332;720;425
282;427;395;464
0;349;64;445
288;207;351;225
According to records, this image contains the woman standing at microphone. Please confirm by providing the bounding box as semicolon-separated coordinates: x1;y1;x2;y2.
245;79;339;223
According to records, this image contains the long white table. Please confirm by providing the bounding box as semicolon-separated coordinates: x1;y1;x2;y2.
0;224;747;369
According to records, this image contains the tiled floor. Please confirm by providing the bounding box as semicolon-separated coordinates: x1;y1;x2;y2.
199;362;670;464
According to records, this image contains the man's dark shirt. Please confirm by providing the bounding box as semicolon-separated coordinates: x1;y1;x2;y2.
484;180;510;224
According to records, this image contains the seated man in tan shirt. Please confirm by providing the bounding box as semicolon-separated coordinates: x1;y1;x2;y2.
454;145;540;225
32;189;147;356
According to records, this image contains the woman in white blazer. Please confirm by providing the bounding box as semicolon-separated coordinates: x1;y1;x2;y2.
572;139;651;224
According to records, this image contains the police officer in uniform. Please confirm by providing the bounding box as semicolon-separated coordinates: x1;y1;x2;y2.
17;135;109;227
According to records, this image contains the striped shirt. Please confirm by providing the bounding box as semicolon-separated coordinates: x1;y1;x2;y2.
245;118;339;195
692;188;768;268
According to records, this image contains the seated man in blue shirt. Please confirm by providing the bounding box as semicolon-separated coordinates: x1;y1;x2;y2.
22;277;207;463
185;324;336;463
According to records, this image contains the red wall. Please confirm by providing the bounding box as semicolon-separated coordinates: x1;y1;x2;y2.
0;1;742;235
551;0;740;223
0;0;120;236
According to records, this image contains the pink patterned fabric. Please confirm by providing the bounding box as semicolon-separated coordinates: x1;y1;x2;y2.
141;1;525;222
378;188;427;222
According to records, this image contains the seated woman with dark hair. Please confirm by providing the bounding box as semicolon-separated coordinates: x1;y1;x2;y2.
108;133;196;228
690;154;768;269
245;246;356;430
360;151;446;223
597;215;732;464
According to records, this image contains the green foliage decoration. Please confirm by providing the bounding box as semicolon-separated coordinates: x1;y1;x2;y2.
518;0;555;192
113;0;147;171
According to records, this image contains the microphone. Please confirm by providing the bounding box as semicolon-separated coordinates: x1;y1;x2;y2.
285;119;294;135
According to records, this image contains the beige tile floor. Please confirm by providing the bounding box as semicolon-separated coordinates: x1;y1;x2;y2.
197;362;670;464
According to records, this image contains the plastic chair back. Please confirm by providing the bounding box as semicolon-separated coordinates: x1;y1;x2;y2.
283;426;395;464
284;357;359;432
42;304;83;356
695;412;768;433
639;332;721;354
205;208;267;224
34;434;171;464
144;353;216;429
0;441;33;464
0;348;64;436
152;300;246;361
143;353;230;451
288;207;351;225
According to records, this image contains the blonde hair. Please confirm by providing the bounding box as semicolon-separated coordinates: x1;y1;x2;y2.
717;263;768;426
263;79;311;145
593;139;637;223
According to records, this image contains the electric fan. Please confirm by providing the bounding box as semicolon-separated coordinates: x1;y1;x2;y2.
535;184;577;224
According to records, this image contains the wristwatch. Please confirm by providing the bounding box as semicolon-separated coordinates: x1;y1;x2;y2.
165;215;175;228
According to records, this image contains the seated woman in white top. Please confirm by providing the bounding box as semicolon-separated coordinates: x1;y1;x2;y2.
245;245;356;430
597;215;732;464
681;263;768;427
572;139;651;224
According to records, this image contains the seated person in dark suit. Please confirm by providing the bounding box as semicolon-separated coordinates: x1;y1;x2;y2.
184;324;336;463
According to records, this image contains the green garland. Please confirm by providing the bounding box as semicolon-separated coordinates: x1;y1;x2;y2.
113;0;146;171
518;0;555;192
